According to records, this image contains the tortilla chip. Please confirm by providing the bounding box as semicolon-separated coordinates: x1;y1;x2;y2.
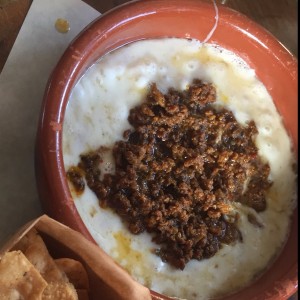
6;228;87;300
0;250;47;299
22;230;68;283
42;282;78;300
55;258;89;290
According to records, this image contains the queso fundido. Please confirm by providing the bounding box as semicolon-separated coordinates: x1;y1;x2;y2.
62;39;297;300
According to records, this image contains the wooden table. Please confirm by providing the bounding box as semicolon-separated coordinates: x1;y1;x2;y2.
0;0;297;299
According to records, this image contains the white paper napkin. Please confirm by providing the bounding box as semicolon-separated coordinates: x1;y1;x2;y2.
0;0;100;244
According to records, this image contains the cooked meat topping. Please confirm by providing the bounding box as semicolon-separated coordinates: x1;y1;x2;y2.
66;166;85;195
67;80;272;269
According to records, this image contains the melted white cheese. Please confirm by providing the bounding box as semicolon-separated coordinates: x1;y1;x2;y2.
63;38;296;300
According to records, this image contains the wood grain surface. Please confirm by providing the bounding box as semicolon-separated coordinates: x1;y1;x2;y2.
0;0;297;299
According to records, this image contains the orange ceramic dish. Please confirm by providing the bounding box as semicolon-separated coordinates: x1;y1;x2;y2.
35;1;298;299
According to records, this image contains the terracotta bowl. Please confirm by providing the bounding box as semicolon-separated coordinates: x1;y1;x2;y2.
35;0;298;299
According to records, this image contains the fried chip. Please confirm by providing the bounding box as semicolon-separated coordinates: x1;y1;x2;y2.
42;282;78;300
55;258;89;290
22;230;68;283
2;229;91;300
0;250;47;299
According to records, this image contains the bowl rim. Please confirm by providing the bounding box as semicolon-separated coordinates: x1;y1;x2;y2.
35;0;298;299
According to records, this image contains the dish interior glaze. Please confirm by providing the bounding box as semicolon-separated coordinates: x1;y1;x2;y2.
62;38;296;300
